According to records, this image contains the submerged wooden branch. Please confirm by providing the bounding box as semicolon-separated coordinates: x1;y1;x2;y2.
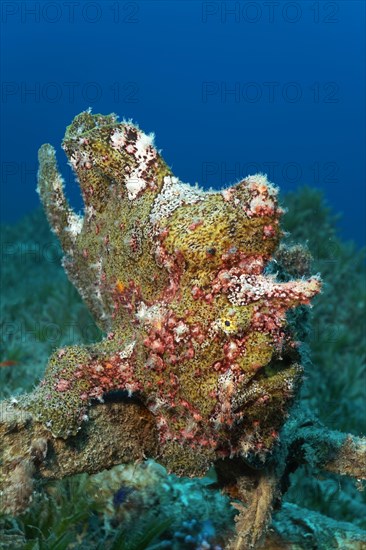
0;396;158;515
227;468;279;550
1;393;366;550
284;417;366;480
325;435;366;479
223;413;366;549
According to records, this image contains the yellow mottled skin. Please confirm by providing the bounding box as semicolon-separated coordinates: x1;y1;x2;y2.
26;111;321;475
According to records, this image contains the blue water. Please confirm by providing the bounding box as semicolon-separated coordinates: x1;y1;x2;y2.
1;0;365;246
